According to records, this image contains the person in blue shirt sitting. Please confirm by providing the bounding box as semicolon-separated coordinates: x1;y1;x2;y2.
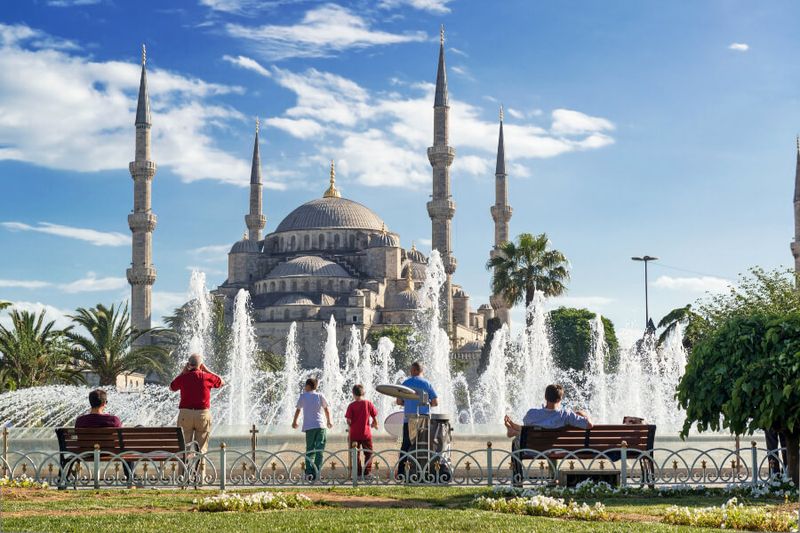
504;383;593;437
395;361;438;475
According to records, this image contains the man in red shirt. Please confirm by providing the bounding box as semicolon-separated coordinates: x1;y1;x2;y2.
345;384;378;476
75;389;122;428
169;353;224;454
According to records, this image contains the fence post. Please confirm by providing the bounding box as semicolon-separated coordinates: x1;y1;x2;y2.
619;441;628;489
93;444;100;490
351;442;359;488
750;441;758;486
250;424;258;463
2;426;8;477
486;441;493;487
219;442;227;491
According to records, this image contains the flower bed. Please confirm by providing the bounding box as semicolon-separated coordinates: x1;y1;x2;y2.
491;476;797;500
474;494;607;521
0;475;49;489
194;491;312;512
663;497;798;532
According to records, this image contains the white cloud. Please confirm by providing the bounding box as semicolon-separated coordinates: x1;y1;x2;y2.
417;238;432;248
653;275;732;293
0;23;287;188
505;107;524;120
378;0;453;13
191;243;231;263
152;291;189;317
551;109;615;136
454;154;491;176
60;272;128;293
47;0;102;6
728;42;749;52
224;4;427;60
0;279;52;289
222;54;271;77
265;117;324;139
1;221;130;246
0;301;74;330
449;47;468;57
450;65;474;80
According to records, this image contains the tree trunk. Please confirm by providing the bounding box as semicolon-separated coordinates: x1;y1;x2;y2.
786;431;800;486
99;373;116;387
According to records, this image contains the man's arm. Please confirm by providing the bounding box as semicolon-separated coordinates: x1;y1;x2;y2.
571;410;593;430
324;406;333;429
430;398;439;407
396;398;404;406
200;363;225;387
291;408;301;429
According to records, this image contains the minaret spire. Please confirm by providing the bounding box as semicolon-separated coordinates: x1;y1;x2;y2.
490;105;513;325
323;159;341;198
127;43;158;345
792;136;800;274
245;118;266;242
427;25;457;339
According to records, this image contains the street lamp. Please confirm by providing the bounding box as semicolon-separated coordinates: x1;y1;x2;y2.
631;255;658;328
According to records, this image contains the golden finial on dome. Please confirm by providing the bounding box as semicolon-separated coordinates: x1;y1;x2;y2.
499;104;504;122
405;261;414;291
411;241;417;251
141;44;146;66
323;159;341;198
242;231;248;240
440;25;444;45
255;116;259;134
381;222;387;235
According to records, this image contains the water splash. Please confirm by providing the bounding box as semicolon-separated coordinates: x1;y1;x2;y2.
225;289;257;426
181;270;213;366
318;316;345;426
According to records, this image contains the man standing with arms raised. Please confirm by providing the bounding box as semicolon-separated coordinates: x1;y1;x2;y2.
170;353;225;455
396;361;438;475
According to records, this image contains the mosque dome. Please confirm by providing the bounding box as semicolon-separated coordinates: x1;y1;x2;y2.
368;231;400;248
266;256;351;278
385;288;420;310
274;197;385;233
406;245;427;264
273;294;315;306
402;261;427;281
230;238;260;254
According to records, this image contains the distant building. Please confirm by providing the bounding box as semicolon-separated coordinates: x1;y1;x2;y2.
80;370;146;392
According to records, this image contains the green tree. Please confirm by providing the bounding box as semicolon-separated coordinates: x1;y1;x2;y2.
677;312;800;483
487;233;570;326
366;325;413;370
0;309;82;389
477;317;503;374
163;297;229;372
548;307;620;372
657;304;706;350
66;303;170;386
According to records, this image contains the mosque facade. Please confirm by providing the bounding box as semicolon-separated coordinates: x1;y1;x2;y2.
128;32;513;369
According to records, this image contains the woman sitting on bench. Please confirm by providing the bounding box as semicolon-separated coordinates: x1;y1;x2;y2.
504;384;593;438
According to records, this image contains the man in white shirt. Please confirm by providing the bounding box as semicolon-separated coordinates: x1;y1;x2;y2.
292;378;333;480
504;383;593;436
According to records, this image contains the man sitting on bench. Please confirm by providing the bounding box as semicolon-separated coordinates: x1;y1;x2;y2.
75;389;122;428
504;384;593;437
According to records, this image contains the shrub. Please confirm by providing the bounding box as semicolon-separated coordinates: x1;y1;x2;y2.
194;491;312;512
474;494;607;521
0;475;49;489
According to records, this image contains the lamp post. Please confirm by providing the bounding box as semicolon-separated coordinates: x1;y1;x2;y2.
631;255;658;328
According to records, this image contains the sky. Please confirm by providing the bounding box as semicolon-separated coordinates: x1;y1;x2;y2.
0;0;798;345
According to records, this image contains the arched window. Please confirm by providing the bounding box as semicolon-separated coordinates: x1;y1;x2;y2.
269;310;274;320
290;235;296;250
319;234;325;248
280;237;285;250
284;309;290;320
304;234;310;249
270;281;275;292
349;234;355;248
327;280;333;291
279;280;286;291
303;280;310;291
334;234;340;248
291;281;297;291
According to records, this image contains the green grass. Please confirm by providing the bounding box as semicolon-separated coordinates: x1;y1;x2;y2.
0;486;789;533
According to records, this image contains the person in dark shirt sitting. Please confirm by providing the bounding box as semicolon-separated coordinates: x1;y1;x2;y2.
75;389;122;428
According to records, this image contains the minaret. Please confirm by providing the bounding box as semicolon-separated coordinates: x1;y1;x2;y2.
245;118;266;242
792;136;800;274
490;106;513;325
127;44;157;344
426;25;457;338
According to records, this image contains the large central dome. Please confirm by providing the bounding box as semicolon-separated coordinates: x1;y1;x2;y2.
274;197;385;233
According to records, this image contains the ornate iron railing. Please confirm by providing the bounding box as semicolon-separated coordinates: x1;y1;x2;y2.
0;441;788;489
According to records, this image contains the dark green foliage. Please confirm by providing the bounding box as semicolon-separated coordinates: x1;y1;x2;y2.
366;325;413;370
657;304;706;350
548;307;619;372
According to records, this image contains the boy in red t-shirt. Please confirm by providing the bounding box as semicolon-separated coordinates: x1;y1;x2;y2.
345;384;378;476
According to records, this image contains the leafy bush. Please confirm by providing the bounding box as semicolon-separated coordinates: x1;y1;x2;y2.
194;491;312;512
663;497;798;531
474;494;607;521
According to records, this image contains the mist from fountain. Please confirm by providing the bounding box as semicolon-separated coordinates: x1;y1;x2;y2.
225;289;257;426
180;270;213;368
373;337;396;419
318;316;345;427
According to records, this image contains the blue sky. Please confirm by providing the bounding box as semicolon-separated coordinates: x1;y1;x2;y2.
0;0;797;344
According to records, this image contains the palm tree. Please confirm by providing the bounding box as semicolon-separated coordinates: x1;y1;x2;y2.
66;303;170;386
487;232;570;325
0;309;82;389
657;304;706;350
162;297;230;372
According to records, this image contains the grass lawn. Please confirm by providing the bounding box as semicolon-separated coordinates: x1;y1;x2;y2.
1;486;793;532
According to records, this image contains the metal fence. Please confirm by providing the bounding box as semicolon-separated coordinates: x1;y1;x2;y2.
0;441;787;490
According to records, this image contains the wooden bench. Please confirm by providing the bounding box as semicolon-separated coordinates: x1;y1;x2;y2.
55;427;186;487
512;424;656;486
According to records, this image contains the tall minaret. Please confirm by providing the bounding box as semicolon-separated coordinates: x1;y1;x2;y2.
127;44;157;344
245;118;266;242
490;106;513;325
792;136;800;274
427;25;457;338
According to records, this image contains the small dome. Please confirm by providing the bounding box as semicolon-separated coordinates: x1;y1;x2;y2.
274;197;385;233
385;288;420;310
273;294;315;306
402;262;427;281
266;256;351;279
477;304;493;311
319;294;336;306
458;341;482;353
369;232;400;248
453;288;468;298
406;246;427;264
230;238;260;254
350;288;364;296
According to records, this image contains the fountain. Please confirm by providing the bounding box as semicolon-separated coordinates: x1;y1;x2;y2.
319;316;346;427
225;289;257;426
